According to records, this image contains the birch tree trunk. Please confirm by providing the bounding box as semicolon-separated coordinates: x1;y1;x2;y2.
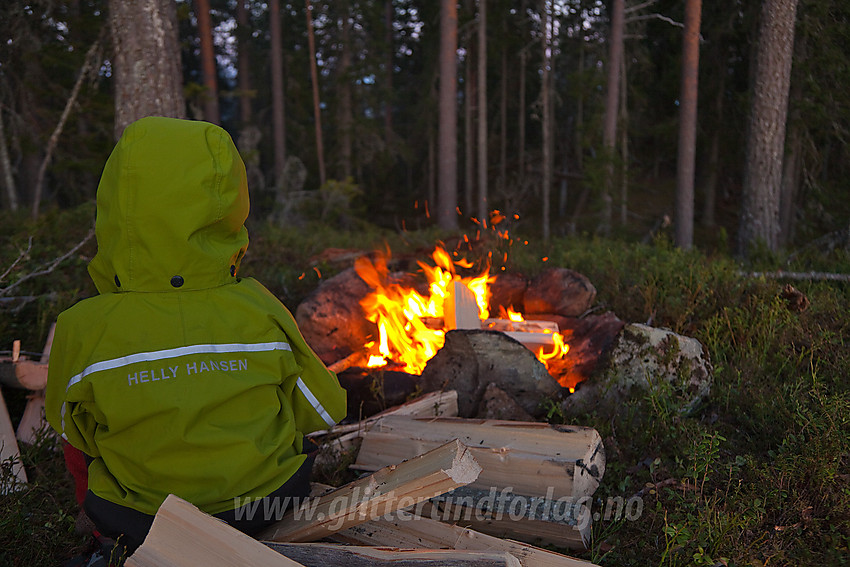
438;0;459;230
738;0;799;254
109;0;184;140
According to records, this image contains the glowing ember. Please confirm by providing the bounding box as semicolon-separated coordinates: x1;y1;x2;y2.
354;244;572;384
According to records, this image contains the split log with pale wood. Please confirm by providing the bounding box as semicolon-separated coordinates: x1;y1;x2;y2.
352;416;605;500
259;439;482;543
0;387;28;494
264;542;523;567
334;513;599;567
125;494;307;567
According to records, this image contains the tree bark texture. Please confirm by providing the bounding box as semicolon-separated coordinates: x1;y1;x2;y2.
541;0;552;241
270;0;286;183
338;0;353;180
194;0;219;124
236;0;252;124
438;0;459;230
674;0;702;249
738;0;799;254
109;0;184;140
601;0;624;235
464;48;475;216
476;0;488;221
306;0;326;186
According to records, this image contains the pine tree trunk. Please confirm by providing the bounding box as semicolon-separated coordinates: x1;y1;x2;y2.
194;0;219;124
541;0;552;242
674;0;701;249
236;0;252;124
476;0;488;221
338;0;353;180
270;0;286;184
464;48;475;216
738;0;799;254
438;0;459;230
109;0;184;140
306;0;326;186
601;0;624;235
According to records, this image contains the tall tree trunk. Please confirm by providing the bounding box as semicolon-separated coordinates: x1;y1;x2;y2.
601;0;624;235
575;33;584;172
518;49;526;189
194;0;219;124
541;0;552;241
384;0;394;142
236;0;252;124
476;0;488;221
738;0;799;254
464;47;475;216
779;124;802;246
338;0;353;180
438;0;459;230
270;0;286;184
701;55;726;227
619;52;629;226
306;0;326;186
674;0;702;249
0;107;18;211
109;0;184;140
499;42;507;200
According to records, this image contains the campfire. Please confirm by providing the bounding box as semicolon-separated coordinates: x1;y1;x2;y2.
352;242;573;390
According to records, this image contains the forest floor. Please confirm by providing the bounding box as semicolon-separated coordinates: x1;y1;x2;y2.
1;203;849;566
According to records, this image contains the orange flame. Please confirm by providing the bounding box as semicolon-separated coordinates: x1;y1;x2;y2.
355;245;571;380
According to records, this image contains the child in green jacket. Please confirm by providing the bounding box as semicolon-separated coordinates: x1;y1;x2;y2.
46;117;346;561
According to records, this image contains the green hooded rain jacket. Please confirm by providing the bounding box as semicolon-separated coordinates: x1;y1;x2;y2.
45;116;346;515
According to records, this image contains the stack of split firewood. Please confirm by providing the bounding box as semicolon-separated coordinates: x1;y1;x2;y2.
0;325;55;495
128;389;606;567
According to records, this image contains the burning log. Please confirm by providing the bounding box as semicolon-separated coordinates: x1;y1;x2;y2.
351;416;605;500
258;439;482;543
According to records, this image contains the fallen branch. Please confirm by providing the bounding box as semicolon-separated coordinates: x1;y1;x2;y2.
740;270;850;283
0;228;94;298
32;36;103;219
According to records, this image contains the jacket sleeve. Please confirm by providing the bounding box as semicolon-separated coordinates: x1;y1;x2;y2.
45;315;102;457
275;304;347;434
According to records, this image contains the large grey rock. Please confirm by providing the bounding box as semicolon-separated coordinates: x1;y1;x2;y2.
562;323;713;417
419;329;564;418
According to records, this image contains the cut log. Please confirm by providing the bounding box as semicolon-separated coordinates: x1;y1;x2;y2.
125;494;305;567
353;417;605;499
16;390;53;445
311;390;458;467
422;487;591;550
0;387;28;493
264;542;521;567
259;439;482;543
444;281;482;330
0;324;55;390
335;515;599;567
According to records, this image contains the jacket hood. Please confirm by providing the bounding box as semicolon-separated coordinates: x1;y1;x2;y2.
89;117;250;294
